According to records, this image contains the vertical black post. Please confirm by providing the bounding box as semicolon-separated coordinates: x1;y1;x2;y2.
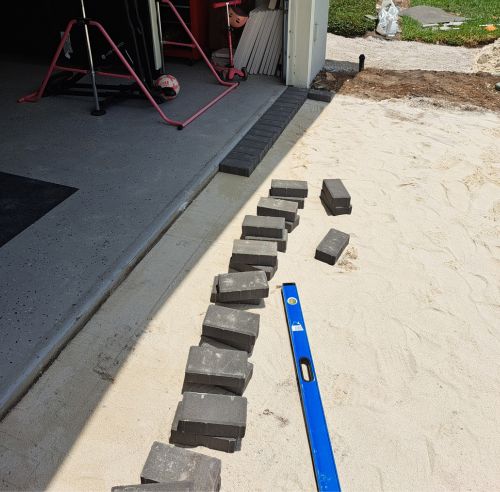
359;54;365;72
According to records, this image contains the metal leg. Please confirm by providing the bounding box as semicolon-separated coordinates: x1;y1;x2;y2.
80;0;105;115
155;0;167;75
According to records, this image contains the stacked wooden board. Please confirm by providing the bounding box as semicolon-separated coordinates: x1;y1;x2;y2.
233;7;283;75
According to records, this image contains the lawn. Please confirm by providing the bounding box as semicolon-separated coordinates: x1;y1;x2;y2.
328;0;500;46
328;0;376;37
401;0;500;46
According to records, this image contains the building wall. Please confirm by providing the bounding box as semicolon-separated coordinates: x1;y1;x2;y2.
286;0;328;88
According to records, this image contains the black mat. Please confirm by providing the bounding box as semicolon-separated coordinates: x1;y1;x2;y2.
0;172;77;247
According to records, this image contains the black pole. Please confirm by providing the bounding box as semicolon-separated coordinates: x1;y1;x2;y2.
359;54;365;72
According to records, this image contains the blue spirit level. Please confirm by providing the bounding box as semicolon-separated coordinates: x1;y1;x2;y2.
281;283;341;492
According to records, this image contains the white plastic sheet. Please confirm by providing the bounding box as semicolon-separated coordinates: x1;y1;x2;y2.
376;0;399;37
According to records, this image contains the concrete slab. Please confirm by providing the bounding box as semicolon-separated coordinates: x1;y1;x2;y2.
1;91;498;492
0;57;284;416
140;442;221;491
400;6;465;25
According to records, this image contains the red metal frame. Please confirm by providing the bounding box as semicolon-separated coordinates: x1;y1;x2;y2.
18;0;238;129
210;0;247;82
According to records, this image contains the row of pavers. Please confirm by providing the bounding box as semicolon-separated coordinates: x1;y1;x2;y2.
112;179;352;491
169;181;304;457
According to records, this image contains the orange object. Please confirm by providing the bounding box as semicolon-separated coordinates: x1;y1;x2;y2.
484;24;497;31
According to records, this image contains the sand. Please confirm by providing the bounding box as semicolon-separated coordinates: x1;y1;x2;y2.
1;95;499;491
326;33;481;73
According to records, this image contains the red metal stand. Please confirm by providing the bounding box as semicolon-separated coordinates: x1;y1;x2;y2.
18;0;238;129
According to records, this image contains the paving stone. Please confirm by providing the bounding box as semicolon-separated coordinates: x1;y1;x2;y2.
268;195;305;209
231;239;278;267
257;197;298;222
184;346;253;395
315;228;350;265
225;151;259;166
211;276;263;305
241;229;288;253
141;442;221;491
322;179;351;208
202;304;259;353
270;179;308;198
308;89;334;102
177;392;247;438
235;145;267;160
219;157;256;177
239;135;272;152
320;190;352;216
259;111;290;128
198;335;241;353
242;215;286;239
182;380;237;396
228;260;277;281
213;271;269;303
170;402;241;453
246;127;276;139
285;215;300;233
112;483;194;492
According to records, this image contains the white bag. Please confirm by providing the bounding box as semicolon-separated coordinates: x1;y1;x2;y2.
376;0;399;37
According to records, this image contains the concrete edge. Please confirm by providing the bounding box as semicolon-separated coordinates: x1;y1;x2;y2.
0;84;287;420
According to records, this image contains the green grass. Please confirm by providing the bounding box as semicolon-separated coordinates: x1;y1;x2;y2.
328;0;376;37
401;0;500;46
328;0;500;46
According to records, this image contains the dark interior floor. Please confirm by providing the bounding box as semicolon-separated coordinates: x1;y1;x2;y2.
0;56;284;416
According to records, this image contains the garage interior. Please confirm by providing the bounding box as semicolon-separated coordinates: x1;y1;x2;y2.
0;0;286;415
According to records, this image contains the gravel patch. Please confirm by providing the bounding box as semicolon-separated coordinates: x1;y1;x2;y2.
326;33;481;73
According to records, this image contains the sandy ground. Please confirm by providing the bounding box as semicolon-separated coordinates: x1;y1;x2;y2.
326;33;500;74
475;39;500;75
1;95;499;491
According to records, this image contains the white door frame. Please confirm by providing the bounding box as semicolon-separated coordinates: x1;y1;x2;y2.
285;0;328;88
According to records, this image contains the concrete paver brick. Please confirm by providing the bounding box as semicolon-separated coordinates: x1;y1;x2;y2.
268;195;305;209
140;442;221;491
184;345;253;395
202;305;259;353
231;239;278;266
112;483;194;492
257;197;298;222
242;215;286;239
322;179;351;208
285;215;300;233
177;392;247;438
170;403;241;453
228;260;278;280
308;89;334;103
270;179;308;198
315;228;350;265
241;229;288;253
321;189;352;216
